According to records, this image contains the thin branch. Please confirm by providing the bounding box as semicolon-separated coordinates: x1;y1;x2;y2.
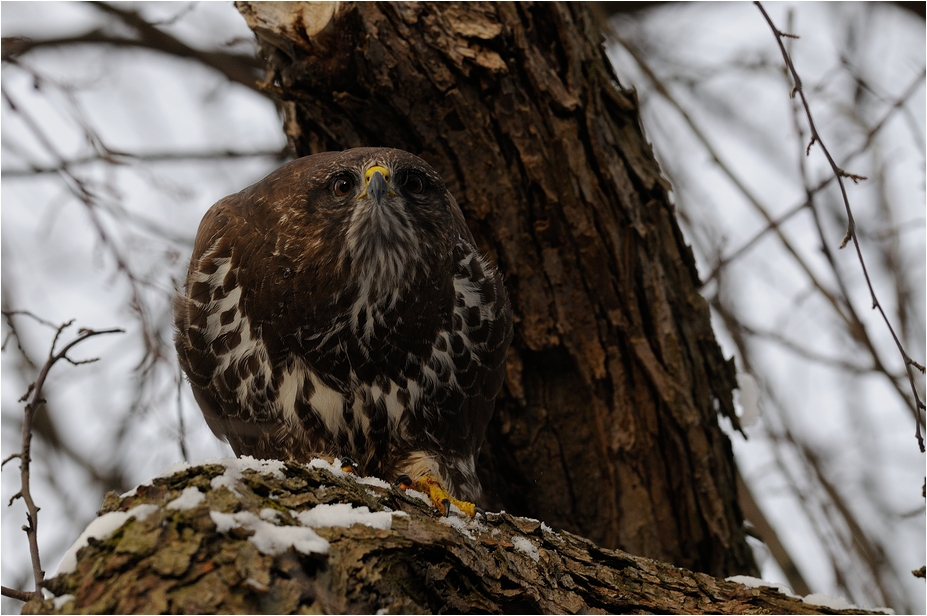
755;1;925;452
778;31;919;412
711;294;909;609
2;308;130;494
3;84;164;374
90;1;264;92
1;147;290;178
4;320;124;599
703;67;924;285
736;472;812;596
1;586;34;602
615;33;886;366
2;5;266;95
741;325;873;375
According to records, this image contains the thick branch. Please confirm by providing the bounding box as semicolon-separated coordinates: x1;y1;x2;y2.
21;460;880;615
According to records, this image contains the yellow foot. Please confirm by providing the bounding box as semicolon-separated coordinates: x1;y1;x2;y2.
394;474;479;517
339;456;359;474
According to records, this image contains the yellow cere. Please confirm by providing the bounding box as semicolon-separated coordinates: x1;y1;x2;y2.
364;165;390;185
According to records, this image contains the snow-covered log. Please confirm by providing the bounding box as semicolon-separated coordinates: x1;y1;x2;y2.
23;459;880;615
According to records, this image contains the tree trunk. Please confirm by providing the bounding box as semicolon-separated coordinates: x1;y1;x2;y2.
237;0;757;578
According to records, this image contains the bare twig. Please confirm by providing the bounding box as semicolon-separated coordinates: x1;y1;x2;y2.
3;319;123;599
0;147;290;178
615;31;922;416
2;307;131;495
90;1;265;92
736;472;812;596
702;66;925;285
1;586;34;602
755;1;925;451
2;3;266;94
2;84;164;373
614;35;862;334
711;294;911;610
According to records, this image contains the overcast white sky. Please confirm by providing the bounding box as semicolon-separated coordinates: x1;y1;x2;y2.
1;2;923;613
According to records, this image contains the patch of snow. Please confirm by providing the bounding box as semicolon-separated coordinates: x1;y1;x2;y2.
166;487;205;511
307;457;343;475
52;595;75;610
725;575;892;613
466;515;488;532
295;503;403;531
356;475;392;489
244;577;268;592
259;508;280;521
512;536;540;562
404;488;432;507
305;458;395;490
129;504;159;521
227;455;286;479
541;522;554;533
119;479;152;499
117;458;289;502
209;510;328;555
802;593;893;614
802;593;855;610
210;466;243;496
439;515;474;539
209;510;240;533
726;575;797;598
57;504;158;574
207;456;283;497
157;461;193;478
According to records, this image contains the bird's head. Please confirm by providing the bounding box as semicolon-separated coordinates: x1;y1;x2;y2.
241;147;466;300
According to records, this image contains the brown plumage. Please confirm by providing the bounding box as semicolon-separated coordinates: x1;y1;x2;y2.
174;147;512;503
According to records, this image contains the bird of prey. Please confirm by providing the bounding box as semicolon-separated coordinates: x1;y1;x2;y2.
174;147;513;515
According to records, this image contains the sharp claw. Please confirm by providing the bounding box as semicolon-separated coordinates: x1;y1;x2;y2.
475;506;486;519
441;498;452;517
394;474;412;490
340;456;358;474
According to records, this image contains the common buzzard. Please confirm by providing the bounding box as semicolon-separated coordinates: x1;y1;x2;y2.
174;147;513;515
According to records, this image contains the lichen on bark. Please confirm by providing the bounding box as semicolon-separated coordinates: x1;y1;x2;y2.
24;459;876;615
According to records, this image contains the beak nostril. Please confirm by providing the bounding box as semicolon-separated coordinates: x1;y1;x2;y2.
364;165;390;184
365;167;389;203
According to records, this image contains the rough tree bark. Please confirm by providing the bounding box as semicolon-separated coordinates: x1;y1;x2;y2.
236;0;756;578
23;461;872;615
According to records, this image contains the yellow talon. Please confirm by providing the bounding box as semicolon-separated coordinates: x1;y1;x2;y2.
339;456;359;474
412;475;477;517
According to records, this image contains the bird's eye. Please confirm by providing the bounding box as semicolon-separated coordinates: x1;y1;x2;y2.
403;172;425;195
332;175;354;197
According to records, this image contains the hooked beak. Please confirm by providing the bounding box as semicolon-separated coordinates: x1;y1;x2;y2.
364;165;390;204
